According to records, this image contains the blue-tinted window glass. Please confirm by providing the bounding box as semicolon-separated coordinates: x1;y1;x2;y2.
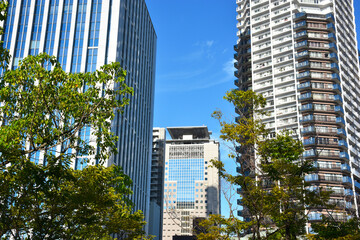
168;158;204;204
44;0;59;69
75;125;90;170
58;0;73;70
85;0;101;72
2;0;18;51
29;0;45;56
71;0;87;73
13;0;32;69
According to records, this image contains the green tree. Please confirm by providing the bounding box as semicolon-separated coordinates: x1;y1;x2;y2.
309;217;360;240
205;89;330;240
0;52;151;239
0;2;150;237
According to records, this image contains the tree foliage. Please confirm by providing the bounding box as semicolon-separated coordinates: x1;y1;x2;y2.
203;89;330;240
309;217;360;240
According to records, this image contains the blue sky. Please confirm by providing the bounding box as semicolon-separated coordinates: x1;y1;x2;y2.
146;0;360;217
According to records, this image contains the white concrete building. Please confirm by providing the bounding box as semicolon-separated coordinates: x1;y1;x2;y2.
235;0;360;225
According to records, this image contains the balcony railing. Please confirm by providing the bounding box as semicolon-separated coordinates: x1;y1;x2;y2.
294;21;306;29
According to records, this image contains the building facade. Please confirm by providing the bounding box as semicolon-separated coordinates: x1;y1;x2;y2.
2;0;157;222
162;126;220;240
149;128;166;240
235;0;360;225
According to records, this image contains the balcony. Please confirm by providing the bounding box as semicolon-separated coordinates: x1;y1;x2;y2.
341;163;351;172
298;81;310;90
327;23;335;32
299;103;313;112
297;71;310;80
337;128;346;137
336;117;346;126
294;12;306;20
303;138;341;147
299;92;311;101
294;30;307;39
294;20;306;29
340;152;349;160
314;162;341;171
335;105;344;114
329;43;337;52
295;50;309;59
326;13;335;22
296;60;309;69
295;40;307;49
343;176;352;185
301;126;342;136
330;53;338;62
328;33;336;42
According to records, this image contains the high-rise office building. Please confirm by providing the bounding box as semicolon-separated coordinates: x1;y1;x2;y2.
2;0;157;222
149;128;166;240
235;0;360;224
162;126;220;240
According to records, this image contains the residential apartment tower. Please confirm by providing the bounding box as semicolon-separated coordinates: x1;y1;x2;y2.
235;0;360;223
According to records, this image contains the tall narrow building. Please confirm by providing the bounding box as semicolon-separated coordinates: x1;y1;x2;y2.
2;0;157;223
149;128;166;240
162;126;220;240
235;0;360;223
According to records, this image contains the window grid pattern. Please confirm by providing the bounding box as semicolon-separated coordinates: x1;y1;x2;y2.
13;0;32;69
2;0;17;50
57;0;73;70
29;0;45;56
44;0;60;69
71;0;87;73
30;150;41;165
168;145;204;209
75;125;90;170
86;0;101;72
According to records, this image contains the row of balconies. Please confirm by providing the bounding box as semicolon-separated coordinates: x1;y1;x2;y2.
305;174;352;184
294;12;334;22
299;104;344;117
298;82;341;92
296;61;339;72
303;149;349;160
312;161;351;172
303;137;348;149
295;40;337;52
234;48;251;60
295;51;338;62
295;31;336;42
296;71;340;81
294;20;335;32
301;126;346;137
299;92;342;103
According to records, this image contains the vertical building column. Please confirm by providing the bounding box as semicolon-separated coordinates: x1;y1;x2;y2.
65;0;78;72
106;0;121;63
23;0;36;56
38;0;50;54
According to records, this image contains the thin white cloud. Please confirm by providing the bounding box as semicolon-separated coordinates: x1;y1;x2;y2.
223;58;236;77
157;58;236;93
206;40;214;47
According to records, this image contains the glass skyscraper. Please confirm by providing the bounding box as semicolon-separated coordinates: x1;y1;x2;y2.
2;0;157;223
235;0;360;228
